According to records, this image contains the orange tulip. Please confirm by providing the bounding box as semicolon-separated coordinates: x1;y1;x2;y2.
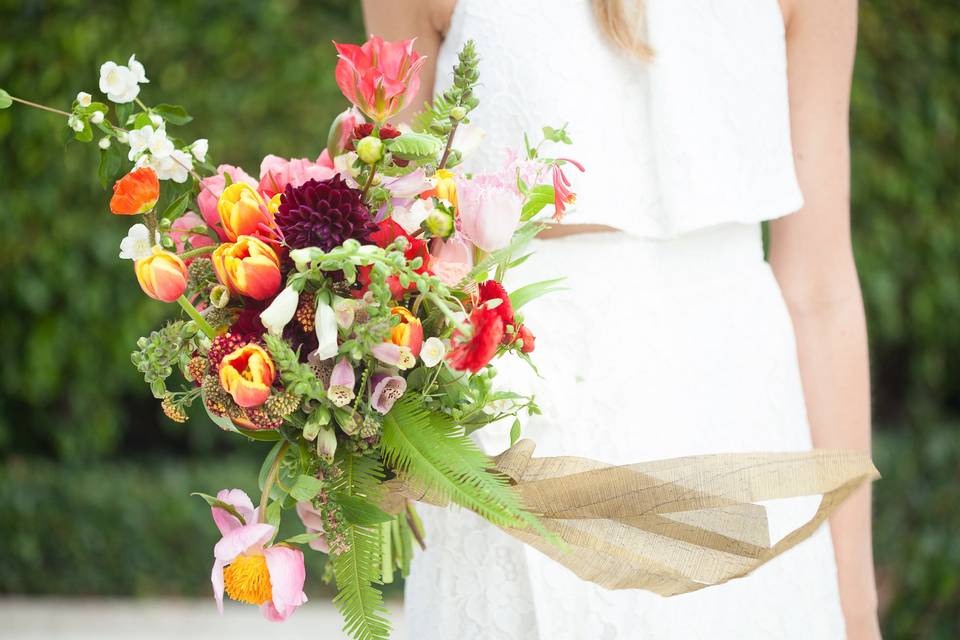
219;344;276;408
389;307;423;357
217;182;274;240
212;235;282;300
134;246;188;302
110;167;160;215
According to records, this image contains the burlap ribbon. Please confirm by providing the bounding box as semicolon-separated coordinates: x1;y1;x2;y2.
383;439;879;596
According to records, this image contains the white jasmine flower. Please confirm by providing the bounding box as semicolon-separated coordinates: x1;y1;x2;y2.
119;223;158;260
483;396;514;415
67;115;84;132
98;60;141;104
98;137;111;150
149;113;164;128
149;148;192;183
117;130;128;144
127;125;173;161
260;286;299;335
90;110;104;124
420;337;446;367
190;138;208;162
127;54;149;84
453;123;486;159
76;91;92;107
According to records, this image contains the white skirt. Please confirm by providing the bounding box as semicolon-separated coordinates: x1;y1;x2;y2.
404;223;845;639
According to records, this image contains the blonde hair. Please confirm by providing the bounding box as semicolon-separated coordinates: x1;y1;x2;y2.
591;0;654;59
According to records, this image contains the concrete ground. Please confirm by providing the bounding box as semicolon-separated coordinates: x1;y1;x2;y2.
0;598;406;639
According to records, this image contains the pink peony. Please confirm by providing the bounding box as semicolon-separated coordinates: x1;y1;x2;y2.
170;211;214;254
209;488;308;622
258;154;337;199
456;176;523;253
197;165;257;241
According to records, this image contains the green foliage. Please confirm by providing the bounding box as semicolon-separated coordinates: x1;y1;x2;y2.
411;39;480;138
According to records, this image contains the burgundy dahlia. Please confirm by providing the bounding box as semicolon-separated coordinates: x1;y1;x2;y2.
276;175;377;251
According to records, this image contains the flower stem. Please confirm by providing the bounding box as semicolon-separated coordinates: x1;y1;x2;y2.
437;120;460;171
259;441;291;523
8;95;73;118
426;292;468;334
179;245;216;261
359;162;379;203
176;295;217;339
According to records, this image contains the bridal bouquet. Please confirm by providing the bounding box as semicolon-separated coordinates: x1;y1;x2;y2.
2;37;581;637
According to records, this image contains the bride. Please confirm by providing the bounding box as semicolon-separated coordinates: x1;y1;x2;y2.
363;0;878;638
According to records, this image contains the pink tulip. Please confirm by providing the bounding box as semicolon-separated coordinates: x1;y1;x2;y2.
456;176;523;253
170;211;214;254
430;234;474;287
209;488;308;622
258;154;337;199
198;165;258;241
333;36;426;122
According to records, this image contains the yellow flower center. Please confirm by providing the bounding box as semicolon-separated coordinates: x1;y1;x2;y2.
223;554;273;606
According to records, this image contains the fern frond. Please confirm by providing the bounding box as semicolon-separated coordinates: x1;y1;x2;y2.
332;523;390;640
381;396;534;529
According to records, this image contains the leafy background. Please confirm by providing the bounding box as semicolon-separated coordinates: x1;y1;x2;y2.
0;1;956;638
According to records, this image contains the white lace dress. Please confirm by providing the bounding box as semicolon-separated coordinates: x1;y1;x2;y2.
404;1;846;638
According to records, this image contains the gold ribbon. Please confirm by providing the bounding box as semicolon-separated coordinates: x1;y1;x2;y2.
384;439;879;596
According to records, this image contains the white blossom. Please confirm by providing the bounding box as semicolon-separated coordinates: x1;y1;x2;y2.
149;113;164;128
260;286;300;336
116;131;128;144
190;138;209;162
90;110;104;124
119;223;157;260
127;125;173;162
452;123;486;159
149;148;192;183
99;60;141;104
76;92;92;107
420;337;446;367
67;115;84;132
98;137;111;150
127;54;149;84
391;198;432;235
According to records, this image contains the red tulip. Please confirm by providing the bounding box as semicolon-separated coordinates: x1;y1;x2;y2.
333;36;425;122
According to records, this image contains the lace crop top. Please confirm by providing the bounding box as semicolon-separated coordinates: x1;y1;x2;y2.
435;0;803;238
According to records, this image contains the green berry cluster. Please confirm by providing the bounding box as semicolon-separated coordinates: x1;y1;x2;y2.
131;321;199;398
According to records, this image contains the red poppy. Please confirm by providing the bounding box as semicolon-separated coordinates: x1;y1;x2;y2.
447;307;505;373
110;167;160;215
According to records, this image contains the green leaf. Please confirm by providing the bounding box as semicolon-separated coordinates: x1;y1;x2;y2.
191;492;247;525
132;111;153;129
521;185;556;221
204;403;239;433
332;524;390;640
468;220;544;284
74;121;93;143
509;419;522;447
160;191;192;221
385;133;443;162
334;493;394;526
97;147;122;188
266;499;283;528
509;277;567;311
115;101;133;125
235;425;282;442
283;531;325;545
153;103;193;125
542;124;572;144
289;474;325;501
0;89;12;109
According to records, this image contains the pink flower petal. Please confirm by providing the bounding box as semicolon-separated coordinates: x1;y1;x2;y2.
211;488;256;536
211;558;225;614
213;523;276;563
263;545;308;621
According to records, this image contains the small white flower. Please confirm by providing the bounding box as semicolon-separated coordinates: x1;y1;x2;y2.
98;137;111;150
119;223;157;260
150;148;192;183
452;123;486;159
90;110;104;124
67;115;84;132
311;301;340;361
190;138;208;162
117;131;128;144
99;60;141;104
127;54;149;84
483;396;514;416
391;198;432;235
334;151;362;179
260;286;300;336
76;91;92;107
420;336;446;367
149;113;164;128
127;125;173;162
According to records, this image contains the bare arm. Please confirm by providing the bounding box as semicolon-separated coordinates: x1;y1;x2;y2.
771;1;879;638
361;0;454;120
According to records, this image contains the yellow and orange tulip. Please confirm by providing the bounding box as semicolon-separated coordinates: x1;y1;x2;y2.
218;344;276;408
212;236;282;301
432;169;457;207
134;246;188;302
389;307;423;357
217;182;274;240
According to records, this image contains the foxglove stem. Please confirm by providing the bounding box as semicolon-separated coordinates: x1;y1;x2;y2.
259;441;291;524
176;294;216;339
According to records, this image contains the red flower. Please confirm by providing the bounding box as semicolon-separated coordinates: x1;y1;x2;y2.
551;158;585;222
110;167;160;215
476;280;514;326
333;36;426;122
356;218;430;299
447;307;505;373
516;324;536;353
347;123;401;149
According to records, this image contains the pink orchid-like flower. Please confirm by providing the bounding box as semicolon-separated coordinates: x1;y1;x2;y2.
170;211;214;254
456;176;523;253
209;489;308;622
430;234;474;287
198;165;258;241
294;501;331;553
258;154;337;199
369;372;407;414
333;36;426;122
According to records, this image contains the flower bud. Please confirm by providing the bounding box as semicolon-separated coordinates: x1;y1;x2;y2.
315;423;338;462
210;284;231;308
90;110;105;124
425;207;454;239
302;405;331;441
76;92;92;107
450;106;467;121
68;115;84;132
134;246;188;303
98;137;111;150
356;136;384;164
